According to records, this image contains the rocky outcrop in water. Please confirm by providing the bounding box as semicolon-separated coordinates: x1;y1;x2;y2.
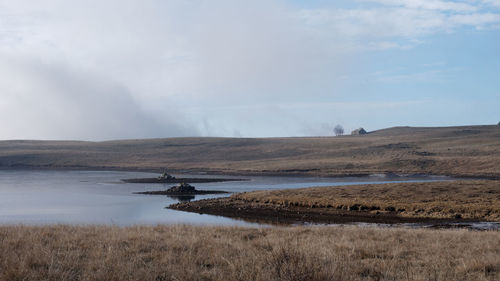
167;182;196;193
134;182;228;196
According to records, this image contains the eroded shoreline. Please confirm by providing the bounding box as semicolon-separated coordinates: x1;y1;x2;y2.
168;180;500;227
168;197;468;226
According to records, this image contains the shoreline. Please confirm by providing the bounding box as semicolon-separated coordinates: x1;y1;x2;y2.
168;180;500;227
2;165;500;180
168;197;471;226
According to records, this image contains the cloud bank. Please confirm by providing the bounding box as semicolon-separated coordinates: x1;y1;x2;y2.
0;0;499;139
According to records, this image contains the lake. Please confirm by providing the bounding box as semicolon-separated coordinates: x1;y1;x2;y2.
0;169;450;226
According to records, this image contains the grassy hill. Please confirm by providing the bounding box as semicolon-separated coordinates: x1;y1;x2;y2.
1;125;499;178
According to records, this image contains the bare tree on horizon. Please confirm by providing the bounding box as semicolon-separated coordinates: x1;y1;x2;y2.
334;124;344;136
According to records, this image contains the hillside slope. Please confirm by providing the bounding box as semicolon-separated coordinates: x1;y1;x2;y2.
1;125;499;177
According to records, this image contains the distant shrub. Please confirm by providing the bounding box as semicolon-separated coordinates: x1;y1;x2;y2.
333;125;344;136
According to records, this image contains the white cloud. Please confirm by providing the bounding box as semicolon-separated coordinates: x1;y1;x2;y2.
299;2;500;43
0;0;356;140
450;12;500;25
362;0;478;12
483;0;500;7
0;54;196;140
0;0;498;139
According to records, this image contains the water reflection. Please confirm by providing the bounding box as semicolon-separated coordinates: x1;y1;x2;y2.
166;194;196;203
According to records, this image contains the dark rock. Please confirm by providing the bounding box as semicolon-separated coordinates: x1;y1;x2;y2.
135;182;228;196
167;182;196;193
349;204;361;211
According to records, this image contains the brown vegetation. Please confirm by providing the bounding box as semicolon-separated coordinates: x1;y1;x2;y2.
1;225;499;281
171;180;500;223
234;180;500;220
1;125;500;178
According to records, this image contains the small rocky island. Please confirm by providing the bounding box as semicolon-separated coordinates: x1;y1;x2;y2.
134;182;229;196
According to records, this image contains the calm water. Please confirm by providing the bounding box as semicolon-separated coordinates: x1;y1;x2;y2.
0;170;450;226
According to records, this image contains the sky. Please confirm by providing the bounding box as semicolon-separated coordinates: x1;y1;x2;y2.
0;0;499;140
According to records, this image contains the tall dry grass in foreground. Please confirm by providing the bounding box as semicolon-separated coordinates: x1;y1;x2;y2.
0;225;499;281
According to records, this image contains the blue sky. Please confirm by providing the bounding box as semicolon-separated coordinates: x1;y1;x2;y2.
335;29;500;128
0;0;499;140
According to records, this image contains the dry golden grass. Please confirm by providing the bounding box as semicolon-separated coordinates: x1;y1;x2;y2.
0;225;499;281
233;180;500;220
1;125;500;178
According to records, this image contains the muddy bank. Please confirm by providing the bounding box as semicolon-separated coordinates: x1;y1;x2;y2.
168;197;468;226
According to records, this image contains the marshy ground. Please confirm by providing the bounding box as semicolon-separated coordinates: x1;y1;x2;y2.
1;225;499;281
